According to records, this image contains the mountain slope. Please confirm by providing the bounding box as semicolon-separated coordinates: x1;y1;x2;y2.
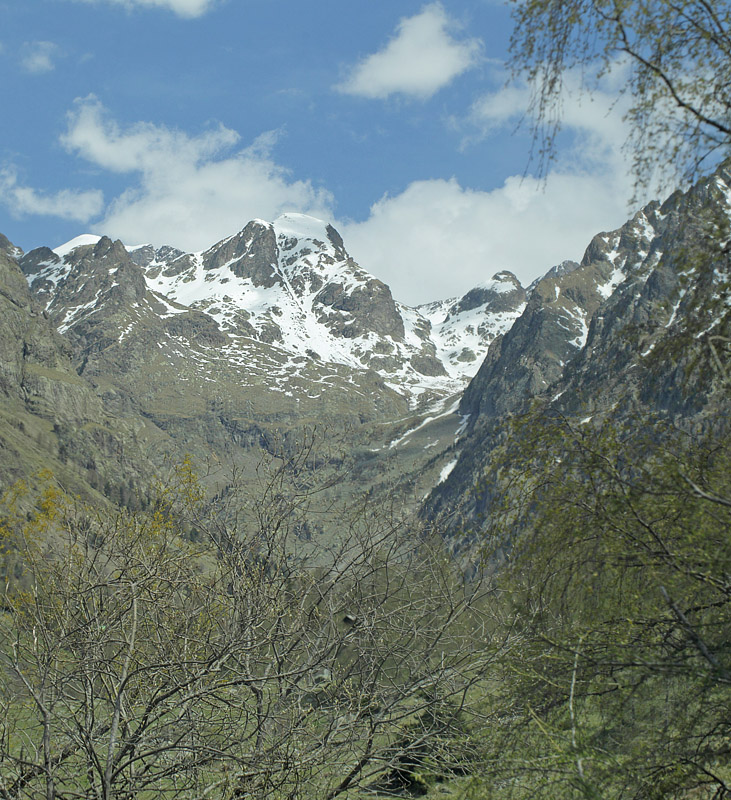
0;235;175;499
427;161;731;532
22;214;525;408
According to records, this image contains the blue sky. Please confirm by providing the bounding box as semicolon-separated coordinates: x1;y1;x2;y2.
1;0;651;303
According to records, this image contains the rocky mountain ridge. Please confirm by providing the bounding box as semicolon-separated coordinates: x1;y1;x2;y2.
427;162;731;533
1;163;728;536
20;213;526;407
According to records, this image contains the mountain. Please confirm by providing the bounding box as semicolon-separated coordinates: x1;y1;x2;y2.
426;161;731;534
3;213;523;518
2;164;729;535
21;214;525;408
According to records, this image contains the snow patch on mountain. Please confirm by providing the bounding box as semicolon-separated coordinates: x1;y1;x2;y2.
53;234;102;258
25;215;527;405
124;215;527;400
597;266;627;299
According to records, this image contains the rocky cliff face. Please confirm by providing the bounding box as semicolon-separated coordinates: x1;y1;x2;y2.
426;162;731;531
555;171;731;421
0;237;175;497
459;202;671;421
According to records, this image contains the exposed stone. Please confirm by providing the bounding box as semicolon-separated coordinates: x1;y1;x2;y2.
447;272;525;318
315;278;405;340
207;221;281;288
19;247;59;275
0;233;21;258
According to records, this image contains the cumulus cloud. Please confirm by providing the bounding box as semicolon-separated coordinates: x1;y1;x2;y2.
0;167;104;222
338;70;652;305
335;2;482;100
465;67;631;168
60;96;334;250
339;170;636;305
20;41;60;74
71;0;216;17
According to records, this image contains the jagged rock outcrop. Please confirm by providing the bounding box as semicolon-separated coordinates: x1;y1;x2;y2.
427;161;731;531
417;272;526;373
556;171;731;420
446;271;525;317
205;221;281;287
460;203;668;421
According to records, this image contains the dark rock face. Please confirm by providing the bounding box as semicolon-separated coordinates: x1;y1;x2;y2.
325;224;347;259
127;244;157;267
0;233;21;258
446;272;525;318
557;171;731;421
410;352;446;377
0;242;81;409
19;247;59;275
161;254;197;278
459;204;669;422
207;221;280;288
428;161;731;530
162;311;228;348
0;244;105;480
315;277;405;340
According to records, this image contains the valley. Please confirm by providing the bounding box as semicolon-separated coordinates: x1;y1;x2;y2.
0;161;728;800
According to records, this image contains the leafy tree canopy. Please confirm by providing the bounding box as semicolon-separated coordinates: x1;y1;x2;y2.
509;0;731;191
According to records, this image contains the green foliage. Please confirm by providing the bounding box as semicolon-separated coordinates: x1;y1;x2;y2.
475;410;731;799
0;452;495;799
508;0;731;191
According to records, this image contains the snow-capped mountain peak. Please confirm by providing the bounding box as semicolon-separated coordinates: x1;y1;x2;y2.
20;215;527;405
52;234;102;259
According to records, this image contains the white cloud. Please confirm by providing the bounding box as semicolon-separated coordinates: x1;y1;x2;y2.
21;41;60;74
71;0;216;17
339;170;638;305
335;2;482;100
0;167;104;222
466;67;631;167
60;97;334;250
21;69;667;307
339;70;654;305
